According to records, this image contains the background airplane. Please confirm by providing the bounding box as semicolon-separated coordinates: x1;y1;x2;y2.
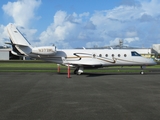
6;23;156;75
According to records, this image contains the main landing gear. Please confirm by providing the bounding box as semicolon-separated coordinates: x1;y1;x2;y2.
74;66;83;75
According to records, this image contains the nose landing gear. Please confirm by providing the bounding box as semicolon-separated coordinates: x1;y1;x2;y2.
140;66;145;75
140;71;144;75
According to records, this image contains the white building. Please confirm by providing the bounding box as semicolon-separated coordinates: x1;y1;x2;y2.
0;49;10;60
152;44;160;54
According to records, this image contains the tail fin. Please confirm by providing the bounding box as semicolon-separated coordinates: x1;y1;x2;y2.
7;23;32;56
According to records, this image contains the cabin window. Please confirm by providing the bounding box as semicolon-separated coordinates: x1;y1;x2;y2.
118;54;120;57
105;54;108;57
112;54;114;57
93;54;96;58
99;54;102;57
124;54;127;57
131;51;141;56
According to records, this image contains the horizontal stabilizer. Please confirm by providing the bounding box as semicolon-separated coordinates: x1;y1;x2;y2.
11;51;24;56
5;42;12;45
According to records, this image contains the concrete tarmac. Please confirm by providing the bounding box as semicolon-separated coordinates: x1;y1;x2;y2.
0;72;160;120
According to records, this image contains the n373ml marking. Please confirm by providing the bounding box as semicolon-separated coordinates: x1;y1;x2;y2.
38;48;53;52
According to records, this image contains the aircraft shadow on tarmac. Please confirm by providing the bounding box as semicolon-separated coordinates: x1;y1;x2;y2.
58;72;141;77
84;72;139;77
58;70;160;77
86;72;160;77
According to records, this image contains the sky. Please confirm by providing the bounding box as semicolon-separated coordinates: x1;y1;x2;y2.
0;0;160;48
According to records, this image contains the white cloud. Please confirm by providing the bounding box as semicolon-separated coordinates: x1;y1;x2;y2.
124;37;139;43
88;0;160;47
0;25;8;46
141;0;160;16
1;0;41;46
79;12;89;17
109;38;122;46
2;0;41;27
54;11;67;26
86;41;102;48
125;31;138;38
109;37;139;46
39;11;77;47
38;0;160;48
1;0;160;48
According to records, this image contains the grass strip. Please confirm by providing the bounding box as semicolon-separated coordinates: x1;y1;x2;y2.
0;60;159;73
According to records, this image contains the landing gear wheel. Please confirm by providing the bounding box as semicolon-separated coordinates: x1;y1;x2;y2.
74;70;82;75
140;71;144;75
77;72;81;75
74;67;83;75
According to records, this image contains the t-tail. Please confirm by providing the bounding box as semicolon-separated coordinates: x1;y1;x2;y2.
7;23;32;56
6;23;57;57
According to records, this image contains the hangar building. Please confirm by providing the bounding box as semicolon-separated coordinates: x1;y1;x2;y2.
152;44;160;54
0;47;20;60
0;49;10;60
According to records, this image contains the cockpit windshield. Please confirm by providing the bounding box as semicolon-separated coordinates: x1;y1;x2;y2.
131;51;141;56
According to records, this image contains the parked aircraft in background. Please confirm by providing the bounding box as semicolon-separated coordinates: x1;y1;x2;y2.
6;23;156;75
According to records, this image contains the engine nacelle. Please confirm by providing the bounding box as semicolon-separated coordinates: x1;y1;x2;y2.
32;46;56;55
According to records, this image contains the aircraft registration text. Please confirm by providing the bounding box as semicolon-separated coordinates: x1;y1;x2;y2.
38;48;54;52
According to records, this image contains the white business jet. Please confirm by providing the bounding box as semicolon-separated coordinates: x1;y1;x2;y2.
6;23;156;75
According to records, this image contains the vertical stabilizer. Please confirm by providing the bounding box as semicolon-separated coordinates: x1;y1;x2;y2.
7;23;32;56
